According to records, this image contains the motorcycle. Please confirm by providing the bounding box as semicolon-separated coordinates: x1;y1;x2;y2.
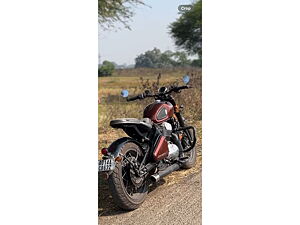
98;75;197;210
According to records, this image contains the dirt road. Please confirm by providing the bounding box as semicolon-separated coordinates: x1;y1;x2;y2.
99;154;202;225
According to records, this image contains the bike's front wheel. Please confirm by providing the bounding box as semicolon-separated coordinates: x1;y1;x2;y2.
181;128;197;169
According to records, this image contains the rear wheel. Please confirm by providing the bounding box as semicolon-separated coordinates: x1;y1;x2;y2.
108;142;148;210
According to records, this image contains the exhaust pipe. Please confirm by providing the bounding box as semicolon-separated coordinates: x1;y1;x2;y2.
150;163;180;182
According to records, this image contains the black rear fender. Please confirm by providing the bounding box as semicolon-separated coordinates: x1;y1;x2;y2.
108;137;144;158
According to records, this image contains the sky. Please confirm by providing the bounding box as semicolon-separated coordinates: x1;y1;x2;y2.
99;0;193;65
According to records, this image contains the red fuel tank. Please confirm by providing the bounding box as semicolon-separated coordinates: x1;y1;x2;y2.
143;101;174;123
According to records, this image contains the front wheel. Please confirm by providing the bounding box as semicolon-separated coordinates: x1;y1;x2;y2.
108;142;148;210
181;147;196;169
181;129;197;169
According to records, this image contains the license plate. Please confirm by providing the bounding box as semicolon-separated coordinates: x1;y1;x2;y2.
98;159;115;172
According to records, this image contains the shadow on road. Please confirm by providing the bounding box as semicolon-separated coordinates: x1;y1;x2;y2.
98;176;166;217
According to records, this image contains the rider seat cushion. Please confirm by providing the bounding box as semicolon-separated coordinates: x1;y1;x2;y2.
110;118;153;130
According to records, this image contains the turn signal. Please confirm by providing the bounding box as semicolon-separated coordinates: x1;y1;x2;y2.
101;148;108;155
115;156;122;162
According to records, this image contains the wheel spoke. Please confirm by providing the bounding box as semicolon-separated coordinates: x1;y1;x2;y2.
122;170;127;179
121;149;146;197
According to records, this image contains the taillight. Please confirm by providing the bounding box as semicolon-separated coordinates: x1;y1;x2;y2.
101;148;108;155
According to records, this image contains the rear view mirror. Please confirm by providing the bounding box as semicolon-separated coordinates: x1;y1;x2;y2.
121;89;129;98
183;75;190;84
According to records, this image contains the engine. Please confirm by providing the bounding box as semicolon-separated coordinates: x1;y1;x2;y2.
161;122;172;137
152;121;180;161
167;142;179;160
160;122;179;160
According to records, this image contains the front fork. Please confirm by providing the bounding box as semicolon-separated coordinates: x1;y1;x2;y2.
175;112;185;127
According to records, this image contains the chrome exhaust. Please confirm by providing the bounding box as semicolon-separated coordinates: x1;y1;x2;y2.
150;163;180;182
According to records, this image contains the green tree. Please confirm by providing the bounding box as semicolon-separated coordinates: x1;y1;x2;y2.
98;61;115;77
191;58;202;67
135;48;193;68
98;0;145;29
169;0;202;58
160;50;176;68
172;51;192;66
135;48;162;68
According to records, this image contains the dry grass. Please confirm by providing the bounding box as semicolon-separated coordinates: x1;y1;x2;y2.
98;67;202;154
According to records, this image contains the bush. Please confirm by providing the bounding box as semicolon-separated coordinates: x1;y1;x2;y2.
98;60;115;77
191;58;201;67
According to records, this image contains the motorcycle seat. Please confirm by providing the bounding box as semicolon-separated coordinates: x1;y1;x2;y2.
110;118;153;130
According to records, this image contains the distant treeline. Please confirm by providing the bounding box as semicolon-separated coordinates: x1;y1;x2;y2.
98;48;201;77
135;48;201;68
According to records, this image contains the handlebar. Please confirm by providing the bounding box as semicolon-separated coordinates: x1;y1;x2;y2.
167;85;190;94
126;85;192;102
126;94;143;102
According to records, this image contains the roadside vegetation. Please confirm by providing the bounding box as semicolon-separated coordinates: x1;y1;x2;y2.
98;67;202;152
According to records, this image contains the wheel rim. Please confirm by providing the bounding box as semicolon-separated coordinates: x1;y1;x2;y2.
121;149;147;199
182;130;195;160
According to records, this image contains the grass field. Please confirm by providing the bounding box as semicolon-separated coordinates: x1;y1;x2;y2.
98;67;202;155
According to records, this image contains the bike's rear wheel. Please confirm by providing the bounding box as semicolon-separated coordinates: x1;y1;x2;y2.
108;142;148;210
